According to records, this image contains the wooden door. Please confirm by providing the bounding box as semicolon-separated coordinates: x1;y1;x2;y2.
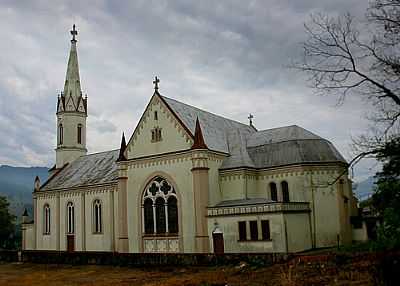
67;235;75;252
212;233;224;255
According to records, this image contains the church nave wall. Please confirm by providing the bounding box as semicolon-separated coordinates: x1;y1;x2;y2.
35;194;58;250
126;157;195;252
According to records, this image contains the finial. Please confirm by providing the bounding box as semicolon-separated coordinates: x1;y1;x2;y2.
153;76;160;91
70;24;78;43
248;114;254;126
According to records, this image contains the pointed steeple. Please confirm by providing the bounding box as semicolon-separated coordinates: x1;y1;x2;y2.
63;24;82;101
118;132;127;161
191;117;208;149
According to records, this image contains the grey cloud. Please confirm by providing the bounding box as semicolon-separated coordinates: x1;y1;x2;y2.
0;0;377;180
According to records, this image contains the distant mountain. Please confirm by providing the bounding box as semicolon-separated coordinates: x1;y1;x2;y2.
0;165;49;219
353;176;376;201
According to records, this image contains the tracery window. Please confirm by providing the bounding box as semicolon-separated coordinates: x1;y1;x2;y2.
93;199;102;233
142;176;178;235
59;124;63;145
43;204;51;235
77;124;82;144
270;182;278;201
281;181;290;202
67;202;75;234
151;127;162;142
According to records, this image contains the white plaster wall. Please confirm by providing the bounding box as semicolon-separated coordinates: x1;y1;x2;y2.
285;213;312;252
84;190;115;251
352;222;368;242
208;158;224;206
36;195;58;250
56;113;87;167
208;214;286;253
24;225;35;250
126;157;195;253
126;97;192;159
220;175;246;201
60;193;83;251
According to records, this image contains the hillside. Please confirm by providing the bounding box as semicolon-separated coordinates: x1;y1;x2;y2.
0;165;49;218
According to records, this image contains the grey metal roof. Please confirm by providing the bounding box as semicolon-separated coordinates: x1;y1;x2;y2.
161;95;256;154
41;150;119;191
162;96;347;170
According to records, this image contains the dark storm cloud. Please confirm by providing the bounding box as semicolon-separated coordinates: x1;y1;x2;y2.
0;0;376;181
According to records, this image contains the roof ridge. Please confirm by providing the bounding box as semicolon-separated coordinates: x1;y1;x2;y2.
160;95;252;129
79;148;119;158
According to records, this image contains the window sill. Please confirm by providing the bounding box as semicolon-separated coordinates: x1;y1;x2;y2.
92;232;103;235
43;233;51;236
238;239;272;242
143;233;179;237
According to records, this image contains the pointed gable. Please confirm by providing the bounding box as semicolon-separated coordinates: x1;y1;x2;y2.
191;118;208;149
126;93;194;159
76;96;86;113
65;95;76;111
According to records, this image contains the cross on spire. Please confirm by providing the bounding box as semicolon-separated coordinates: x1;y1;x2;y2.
248;113;254;126
70;24;78;43
153;76;160;91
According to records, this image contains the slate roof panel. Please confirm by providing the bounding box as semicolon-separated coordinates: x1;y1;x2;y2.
161;95;256;154
41;150;119;190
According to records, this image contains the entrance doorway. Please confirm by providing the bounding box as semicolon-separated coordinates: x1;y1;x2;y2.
212;230;224;254
67;235;75;252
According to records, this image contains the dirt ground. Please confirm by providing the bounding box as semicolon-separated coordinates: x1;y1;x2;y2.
0;263;285;286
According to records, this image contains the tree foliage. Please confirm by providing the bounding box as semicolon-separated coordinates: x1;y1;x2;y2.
0;196;16;249
371;137;400;249
295;0;400;153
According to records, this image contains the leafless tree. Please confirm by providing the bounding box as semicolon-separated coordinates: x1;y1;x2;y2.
294;0;400;160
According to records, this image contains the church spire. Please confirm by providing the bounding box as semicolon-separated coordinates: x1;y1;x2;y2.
63;24;81;100
191;117;208;149
118;132;127;161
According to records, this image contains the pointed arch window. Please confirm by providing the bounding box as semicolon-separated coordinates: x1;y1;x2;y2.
93;199;102;233
43;204;51;235
77;124;82;144
67;202;75;234
281;181;290;202
270;182;278;201
59;124;63;145
142;177;178;235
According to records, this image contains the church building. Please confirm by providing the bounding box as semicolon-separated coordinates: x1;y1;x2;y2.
22;26;356;253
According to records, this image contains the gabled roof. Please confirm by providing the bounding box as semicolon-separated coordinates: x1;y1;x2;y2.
160;95;255;154
41;150;119;191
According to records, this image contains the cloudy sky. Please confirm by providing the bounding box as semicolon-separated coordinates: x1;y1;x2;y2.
0;0;379;182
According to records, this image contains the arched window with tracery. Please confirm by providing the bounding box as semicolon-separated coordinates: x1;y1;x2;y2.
270;182;278;201
59;124;63;145
142;176;178;235
93;199;102;233
67;202;74;234
43;204;51;235
281;181;290;202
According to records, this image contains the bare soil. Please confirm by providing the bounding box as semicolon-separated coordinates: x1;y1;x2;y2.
0;257;381;286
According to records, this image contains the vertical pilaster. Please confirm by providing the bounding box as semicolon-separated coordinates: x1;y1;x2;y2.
191;150;210;253
81;191;86;251
117;162;129;253
33;196;37;250
56;192;60;250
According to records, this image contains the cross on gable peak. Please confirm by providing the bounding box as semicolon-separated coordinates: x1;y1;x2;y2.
70;24;78;43
153;76;160;91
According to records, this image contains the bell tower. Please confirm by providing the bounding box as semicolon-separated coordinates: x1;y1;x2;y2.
56;24;87;168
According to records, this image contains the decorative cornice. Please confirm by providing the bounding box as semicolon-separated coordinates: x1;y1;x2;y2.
207;202;310;217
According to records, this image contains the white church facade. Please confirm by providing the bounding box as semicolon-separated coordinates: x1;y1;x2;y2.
22;26;357;254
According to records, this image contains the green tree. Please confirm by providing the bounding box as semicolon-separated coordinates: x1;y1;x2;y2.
372;138;400;249
0;196;16;249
